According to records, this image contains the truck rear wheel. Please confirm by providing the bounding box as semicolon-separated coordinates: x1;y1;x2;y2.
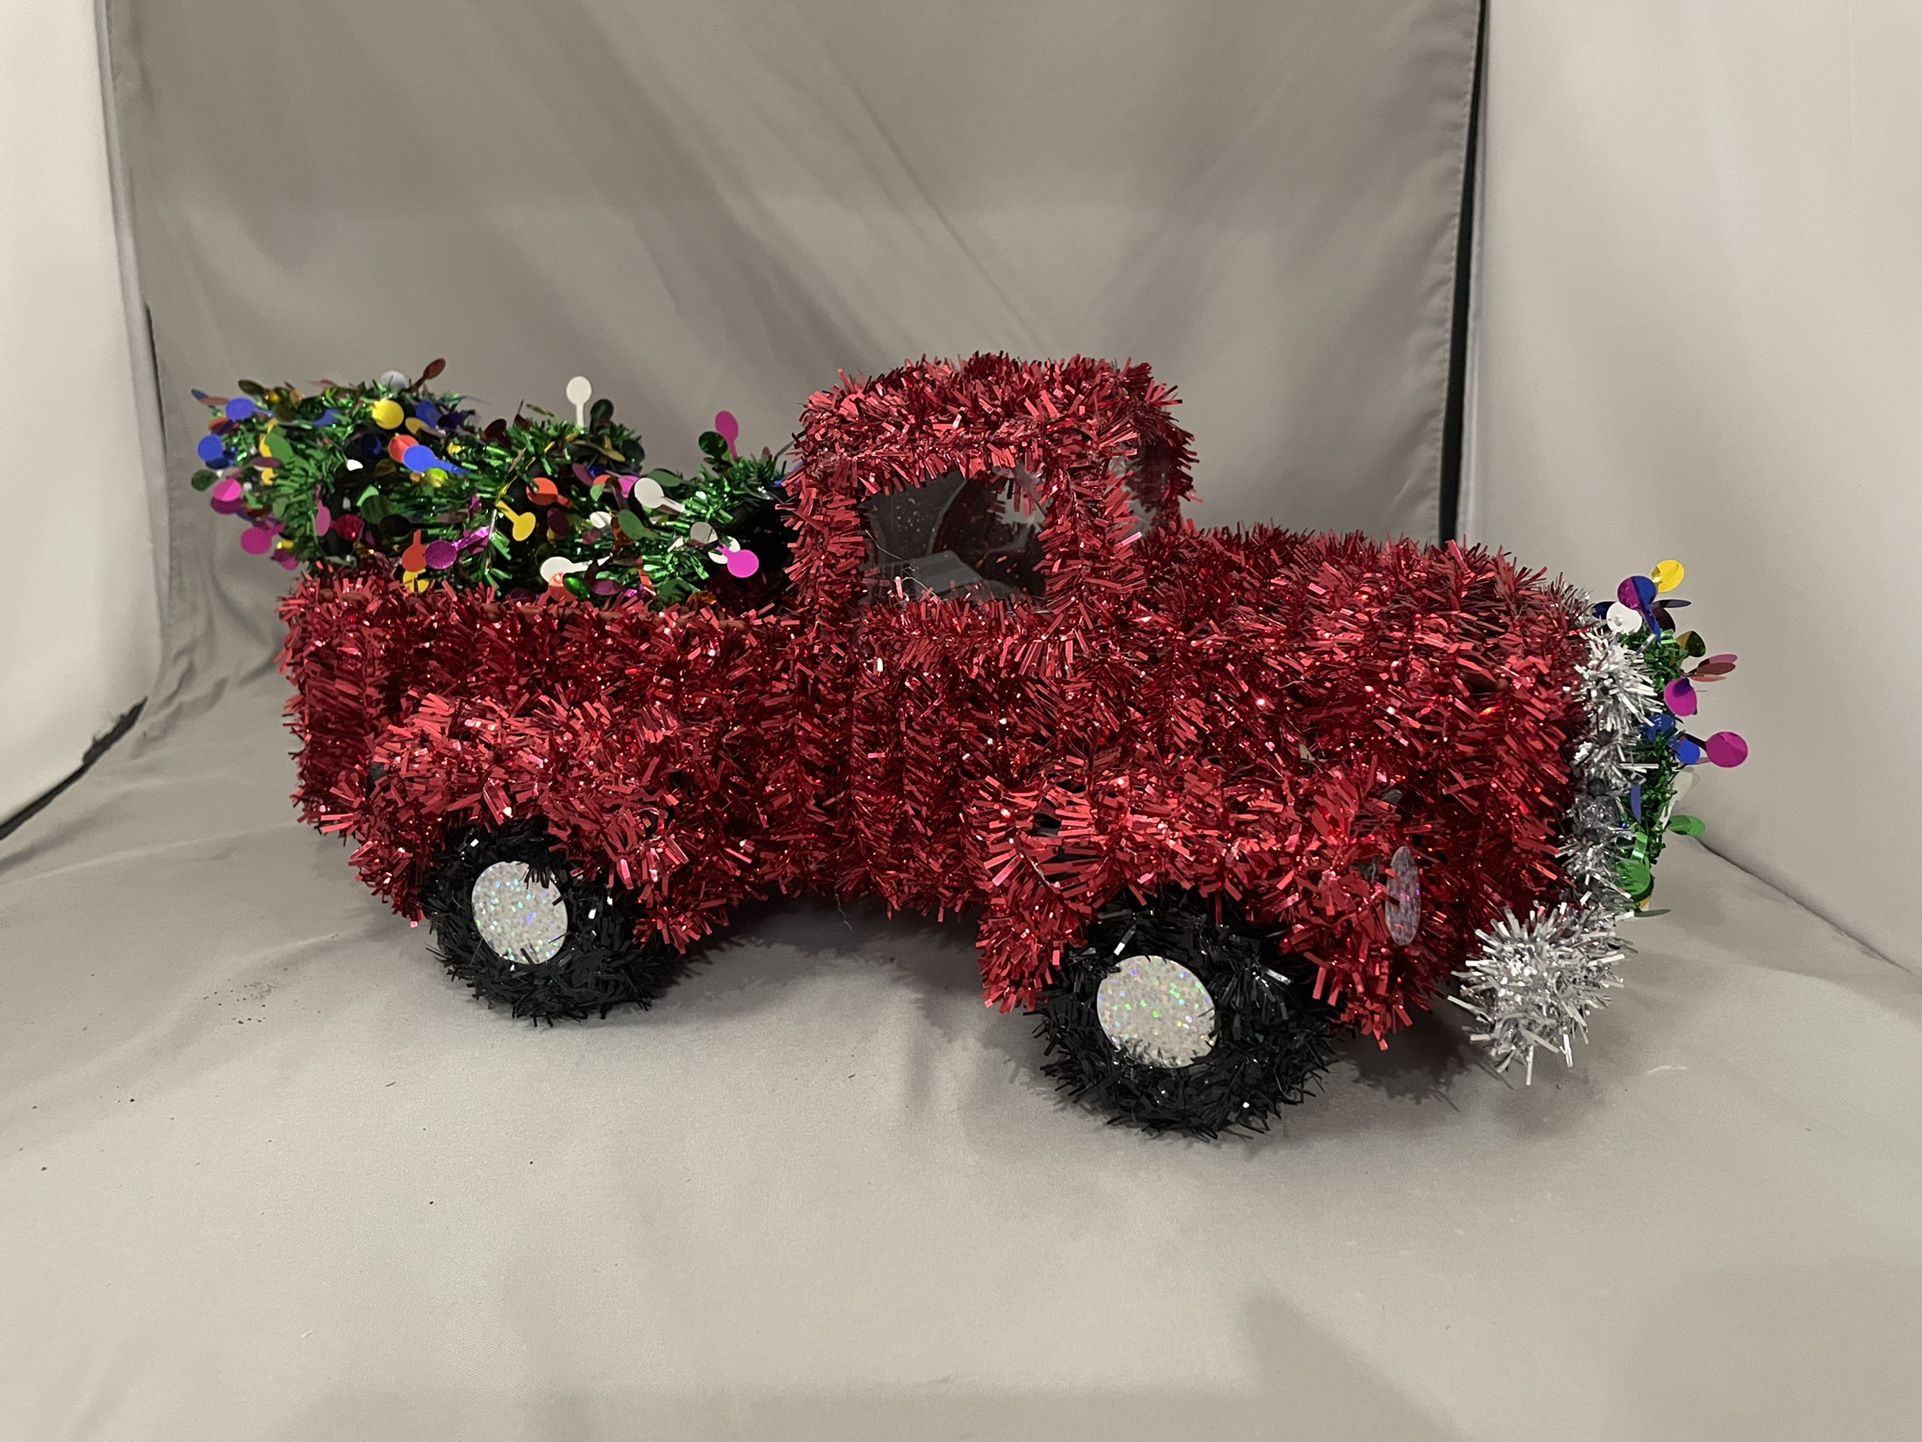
1033;894;1334;1136
424;826;681;1020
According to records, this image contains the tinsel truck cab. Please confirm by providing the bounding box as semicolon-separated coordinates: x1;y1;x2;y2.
283;355;1711;1134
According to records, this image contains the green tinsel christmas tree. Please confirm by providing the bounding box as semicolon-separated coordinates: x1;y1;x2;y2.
190;360;787;607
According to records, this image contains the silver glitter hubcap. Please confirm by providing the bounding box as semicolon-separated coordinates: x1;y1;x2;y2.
1096;954;1218;1067
470;861;569;965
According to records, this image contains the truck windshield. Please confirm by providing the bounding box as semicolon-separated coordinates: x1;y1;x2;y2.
861;467;1046;603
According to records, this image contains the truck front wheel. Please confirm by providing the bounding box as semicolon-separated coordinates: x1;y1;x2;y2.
1033;894;1334;1136
423;826;682;1020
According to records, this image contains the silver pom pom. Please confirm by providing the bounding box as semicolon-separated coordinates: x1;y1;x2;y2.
1451;902;1626;1083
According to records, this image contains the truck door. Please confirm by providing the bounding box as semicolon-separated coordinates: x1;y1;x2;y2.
845;464;1053;913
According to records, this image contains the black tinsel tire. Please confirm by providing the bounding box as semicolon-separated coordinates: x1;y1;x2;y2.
1033;894;1336;1137
423;825;683;1021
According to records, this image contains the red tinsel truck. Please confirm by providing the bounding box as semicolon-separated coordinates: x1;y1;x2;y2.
280;355;1691;1134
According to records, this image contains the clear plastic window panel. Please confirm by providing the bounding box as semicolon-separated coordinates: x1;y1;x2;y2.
861;467;1047;602
1109;455;1157;537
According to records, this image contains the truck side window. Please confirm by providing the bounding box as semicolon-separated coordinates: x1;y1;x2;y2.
1118;438;1176;532
861;467;1046;603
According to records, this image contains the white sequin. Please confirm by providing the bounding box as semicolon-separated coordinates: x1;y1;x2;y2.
470;861;568;965
1096;954;1218;1067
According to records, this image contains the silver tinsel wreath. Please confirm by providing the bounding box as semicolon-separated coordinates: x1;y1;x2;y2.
1570;622;1658;797
1454;597;1662;1080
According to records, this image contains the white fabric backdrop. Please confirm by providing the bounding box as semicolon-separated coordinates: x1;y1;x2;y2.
1465;1;1922;973
0;0;161;820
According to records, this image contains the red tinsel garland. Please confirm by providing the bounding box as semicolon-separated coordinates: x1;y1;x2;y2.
281;355;1586;1045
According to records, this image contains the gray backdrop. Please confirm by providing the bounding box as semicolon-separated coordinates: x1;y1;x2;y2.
3;4;1917;1439
109;0;1476;716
